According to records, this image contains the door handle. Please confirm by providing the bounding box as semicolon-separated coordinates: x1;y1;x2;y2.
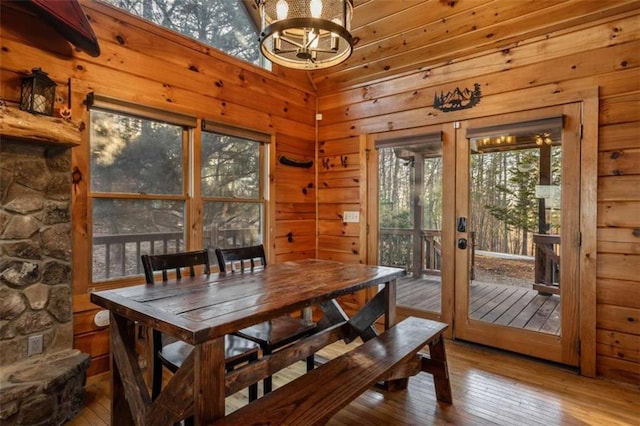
458;238;468;250
457;217;467;233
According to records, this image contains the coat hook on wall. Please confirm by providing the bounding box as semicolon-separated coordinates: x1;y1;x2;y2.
279;155;313;168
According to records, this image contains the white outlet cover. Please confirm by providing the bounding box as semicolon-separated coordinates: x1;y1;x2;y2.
94;310;110;327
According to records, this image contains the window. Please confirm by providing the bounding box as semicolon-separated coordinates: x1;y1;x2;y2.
88;100;269;283
201;123;268;253
90;108;191;281
101;0;267;69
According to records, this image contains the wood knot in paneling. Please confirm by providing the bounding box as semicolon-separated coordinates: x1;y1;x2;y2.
72;167;82;185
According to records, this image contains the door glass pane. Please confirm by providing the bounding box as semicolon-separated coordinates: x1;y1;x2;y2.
378;139;443;314
468;125;561;335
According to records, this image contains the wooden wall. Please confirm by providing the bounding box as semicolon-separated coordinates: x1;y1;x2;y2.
316;134;371;312
0;0;317;376
2;0;638;385
274;134;317;262
316;10;640;385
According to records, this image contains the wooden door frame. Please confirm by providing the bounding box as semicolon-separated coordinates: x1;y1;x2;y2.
363;86;598;376
454;103;582;368
366;123;456;340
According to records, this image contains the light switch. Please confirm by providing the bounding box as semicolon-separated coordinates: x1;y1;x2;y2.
343;211;360;223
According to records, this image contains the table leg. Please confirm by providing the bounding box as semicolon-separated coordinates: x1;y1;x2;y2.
110;312;146;425
111;331;135;425
193;336;226;425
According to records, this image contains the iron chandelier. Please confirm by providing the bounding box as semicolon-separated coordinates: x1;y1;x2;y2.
258;0;354;69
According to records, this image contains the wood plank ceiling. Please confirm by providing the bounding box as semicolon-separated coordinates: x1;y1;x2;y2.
245;0;640;93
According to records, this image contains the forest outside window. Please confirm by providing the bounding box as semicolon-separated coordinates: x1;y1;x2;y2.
89;108;191;282
201;123;268;255
88;101;269;284
100;0;267;69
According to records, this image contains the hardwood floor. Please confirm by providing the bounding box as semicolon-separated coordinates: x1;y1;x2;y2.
67;339;639;425
398;277;561;335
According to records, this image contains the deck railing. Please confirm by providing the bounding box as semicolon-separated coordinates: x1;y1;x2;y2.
532;233;560;294
379;228;476;278
95;228;485;281
93;231;184;279
379;228;443;275
93;228;260;280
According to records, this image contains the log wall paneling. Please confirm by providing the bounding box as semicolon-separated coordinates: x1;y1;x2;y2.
316;134;370;315
598;149;640;176
273;132;316;265
597;202;640;227
73;294;110;377
317;136;364;261
316;10;640;385
596;329;640;364
599;121;640;151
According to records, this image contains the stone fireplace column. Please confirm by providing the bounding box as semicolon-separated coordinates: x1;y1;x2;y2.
1;142;74;361
0;106;90;425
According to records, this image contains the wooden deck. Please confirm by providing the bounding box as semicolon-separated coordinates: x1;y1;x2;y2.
398;276;561;335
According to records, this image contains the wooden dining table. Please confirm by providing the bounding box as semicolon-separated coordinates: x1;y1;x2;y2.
90;259;406;425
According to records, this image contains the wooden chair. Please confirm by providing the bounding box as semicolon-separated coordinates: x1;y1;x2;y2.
214;244;316;394
140;250;259;405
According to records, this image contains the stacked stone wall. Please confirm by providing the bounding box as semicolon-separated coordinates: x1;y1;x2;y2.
0;140;88;425
1;141;73;365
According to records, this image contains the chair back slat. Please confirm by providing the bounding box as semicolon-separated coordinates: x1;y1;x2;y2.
141;250;210;284
215;245;266;273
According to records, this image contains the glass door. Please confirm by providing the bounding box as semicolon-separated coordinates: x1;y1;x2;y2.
454;105;581;366
375;124;455;325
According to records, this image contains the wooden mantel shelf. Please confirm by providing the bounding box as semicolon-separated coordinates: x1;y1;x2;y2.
0;103;81;147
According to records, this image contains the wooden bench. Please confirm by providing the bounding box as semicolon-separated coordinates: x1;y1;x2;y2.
214;316;452;426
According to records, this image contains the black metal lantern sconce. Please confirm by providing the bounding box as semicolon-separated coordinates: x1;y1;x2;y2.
20;68;57;116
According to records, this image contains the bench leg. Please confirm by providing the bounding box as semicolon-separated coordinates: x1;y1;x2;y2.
306;354;315;372
380;378;409;391
263;348;273;395
428;336;452;404
263;376;273;394
249;382;258;402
